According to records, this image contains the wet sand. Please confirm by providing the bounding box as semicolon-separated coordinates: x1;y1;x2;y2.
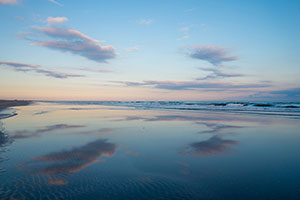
0;102;300;199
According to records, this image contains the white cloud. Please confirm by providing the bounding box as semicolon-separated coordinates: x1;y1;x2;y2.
46;16;68;25
48;0;63;7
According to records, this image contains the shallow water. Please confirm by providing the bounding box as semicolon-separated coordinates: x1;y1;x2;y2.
0;102;300;200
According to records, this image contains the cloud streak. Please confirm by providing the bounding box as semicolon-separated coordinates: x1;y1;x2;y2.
0;61;38;69
0;61;84;79
77;67;114;73
197;68;243;80
249;88;300;100
183;46;238;66
22;27;116;63
34;27;98;43
117;80;270;91
48;0;63;6
269;88;300;98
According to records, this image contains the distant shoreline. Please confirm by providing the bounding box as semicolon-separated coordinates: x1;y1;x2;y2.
0;100;32;111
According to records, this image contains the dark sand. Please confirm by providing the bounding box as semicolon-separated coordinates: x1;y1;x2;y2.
0;100;32;111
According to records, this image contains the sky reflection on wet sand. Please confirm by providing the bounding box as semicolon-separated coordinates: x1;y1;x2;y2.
0;102;300;199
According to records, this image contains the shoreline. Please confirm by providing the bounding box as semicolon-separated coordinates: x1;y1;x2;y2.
0;100;32;120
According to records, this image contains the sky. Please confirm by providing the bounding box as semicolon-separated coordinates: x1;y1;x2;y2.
0;0;299;101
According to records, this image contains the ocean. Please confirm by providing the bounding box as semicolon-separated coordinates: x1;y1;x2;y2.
44;100;300;117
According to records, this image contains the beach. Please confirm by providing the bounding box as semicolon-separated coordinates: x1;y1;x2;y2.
0;101;299;199
1;0;299;199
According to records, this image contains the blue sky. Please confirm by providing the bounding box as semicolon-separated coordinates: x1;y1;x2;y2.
0;0;299;100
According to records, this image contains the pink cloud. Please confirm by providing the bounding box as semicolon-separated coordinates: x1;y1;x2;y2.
0;0;18;4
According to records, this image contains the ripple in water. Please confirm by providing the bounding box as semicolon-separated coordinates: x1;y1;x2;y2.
0;173;213;200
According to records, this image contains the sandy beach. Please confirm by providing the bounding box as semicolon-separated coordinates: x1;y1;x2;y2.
1;0;299;199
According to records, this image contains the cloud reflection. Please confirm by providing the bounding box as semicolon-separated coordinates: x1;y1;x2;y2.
121;115;245;128
11;124;85;140
33;139;117;174
121;114;268;124
196;122;242;134
48;178;68;185
75;128;114;135
122;115;209;122
181;136;238;156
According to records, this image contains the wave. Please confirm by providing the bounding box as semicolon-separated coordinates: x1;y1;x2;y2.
39;101;300;116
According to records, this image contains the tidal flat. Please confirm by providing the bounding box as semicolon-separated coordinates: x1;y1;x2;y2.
0;101;300;200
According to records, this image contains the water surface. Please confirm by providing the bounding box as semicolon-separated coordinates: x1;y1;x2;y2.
0;102;300;199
